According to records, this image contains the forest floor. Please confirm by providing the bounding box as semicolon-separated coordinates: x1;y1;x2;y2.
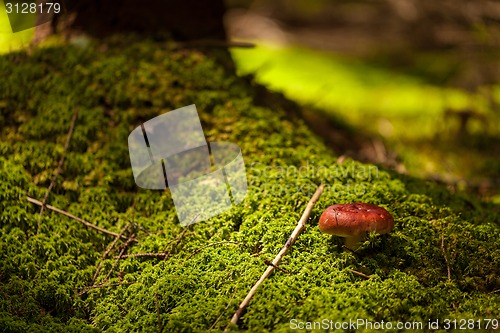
0;36;499;332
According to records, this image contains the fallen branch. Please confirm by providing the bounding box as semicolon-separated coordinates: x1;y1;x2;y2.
74;281;135;298
27;196;133;241
103;232;136;282
264;259;291;275
156;290;163;333
441;230;452;282
348;269;371;279
113;252;167;259
92;223;131;284
225;184;325;331
29;196;130;239
165;224;191;258
163;215;199;261
37;108;79;234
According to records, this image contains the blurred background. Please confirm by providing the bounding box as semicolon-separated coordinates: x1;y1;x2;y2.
224;0;500;200
1;0;499;200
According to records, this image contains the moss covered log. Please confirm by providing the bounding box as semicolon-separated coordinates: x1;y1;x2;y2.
0;38;499;332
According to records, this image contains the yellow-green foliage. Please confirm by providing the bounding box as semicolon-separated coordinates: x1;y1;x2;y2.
231;44;500;191
0;3;34;55
0;38;499;332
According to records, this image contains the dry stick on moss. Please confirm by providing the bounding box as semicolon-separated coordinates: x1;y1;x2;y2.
102;232;136;283
37;108;79;234
263;259;291;275
164;225;191;260
163;215;199;260
348;269;370;279
156;290;163;333
92;223;130;284
225;184;325;331
441;230;452;281
187;241;245;260
162;231;196;247
27;196;134;241
74;281;136;298
80;228;134;297
113;252;167;259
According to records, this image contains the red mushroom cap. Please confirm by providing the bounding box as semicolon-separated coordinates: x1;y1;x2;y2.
318;203;394;237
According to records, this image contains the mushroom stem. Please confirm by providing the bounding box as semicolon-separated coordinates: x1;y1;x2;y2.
344;233;366;251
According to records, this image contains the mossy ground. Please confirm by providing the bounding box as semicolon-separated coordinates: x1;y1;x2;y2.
0;37;499;332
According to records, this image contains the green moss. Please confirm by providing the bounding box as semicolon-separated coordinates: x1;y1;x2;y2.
0;38;499;332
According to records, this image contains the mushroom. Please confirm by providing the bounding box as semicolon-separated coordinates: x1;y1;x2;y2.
318;202;394;250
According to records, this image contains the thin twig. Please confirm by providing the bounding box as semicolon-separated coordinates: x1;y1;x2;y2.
164;225;191;260
102;232;136;282
74;281;135;298
163;215;198;260
186;241;244;260
92;223;130;284
164;231;196;245
128;193;153;234
37;108;79;234
113;252;167;259
28;196;134;240
264;259;291;275
135;224;152;236
348;269;371;279
225;184;325;331
156;290;163;333
441;231;452;281
211;289;237;331
102;224;130;259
